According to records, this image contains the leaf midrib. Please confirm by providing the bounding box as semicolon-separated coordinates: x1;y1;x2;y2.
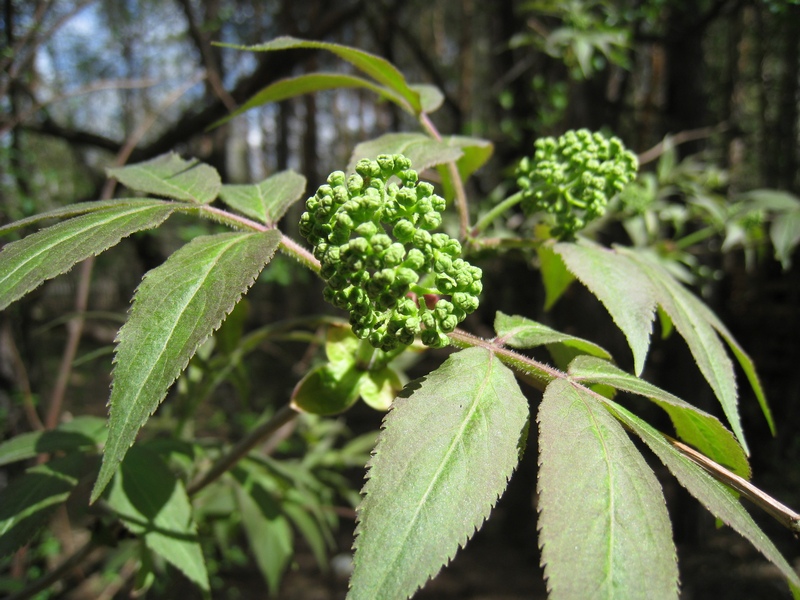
373;351;495;594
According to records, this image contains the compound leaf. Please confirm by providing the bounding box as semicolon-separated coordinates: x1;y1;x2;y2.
0;202;174;311
554;241;656;376
0;454;91;557
537;379;678;600
106;445;209;590
92;230;281;502
348;347;529;600
605;400;800;593
567;356;749;479
219;170;306;225
348;133;463;175
107;153;221;204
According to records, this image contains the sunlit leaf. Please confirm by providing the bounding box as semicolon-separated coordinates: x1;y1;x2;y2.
620;248;749;450
106;445;209;590
219;170;306;225
92;230;281;502
411;83;444;113
554;241;656;376
771;209;800;270
537;241;574;310
605;400;800;593
348;133;463;175
567;356;749;478
349;347;529;600
537;379;678;599
107;153;221;204
494;311;611;361
358;367;403;411
225;36;422;114
0;202;174;311
212;73;407;129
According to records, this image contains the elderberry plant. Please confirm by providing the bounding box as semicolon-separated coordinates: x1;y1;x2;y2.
0;35;799;600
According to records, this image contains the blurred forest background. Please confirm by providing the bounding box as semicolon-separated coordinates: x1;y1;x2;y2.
1;0;800;598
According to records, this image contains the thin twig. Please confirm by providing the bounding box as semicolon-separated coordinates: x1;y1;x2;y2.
6;536;98;600
637;123;729;165
186;404;299;496
1;321;44;431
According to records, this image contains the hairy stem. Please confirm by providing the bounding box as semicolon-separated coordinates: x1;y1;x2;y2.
419;112;470;239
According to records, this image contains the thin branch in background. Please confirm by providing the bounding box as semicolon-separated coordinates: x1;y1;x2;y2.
0;78;160;137
637;122;728;165
1;320;44;431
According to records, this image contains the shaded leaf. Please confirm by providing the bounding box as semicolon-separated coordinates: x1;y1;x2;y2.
494;311;611;360
107;153;221;204
106;445;209;590
348;347;529;600
0;416;107;467
537;242;574;310
348;133;463;175
230;36;422;114
291;362;365;416
554;241;656;376
0;202;174;311
212;73;407;129
537;379;678;599
219;170;306;225
604;400;800;593
0;454;91;557
233;466;294;596
567;356;750;479
92;230;281;501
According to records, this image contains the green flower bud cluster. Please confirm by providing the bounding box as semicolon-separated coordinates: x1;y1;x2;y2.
516;129;638;238
299;154;482;351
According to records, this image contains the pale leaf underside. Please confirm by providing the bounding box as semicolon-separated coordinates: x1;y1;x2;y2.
348;347;529;600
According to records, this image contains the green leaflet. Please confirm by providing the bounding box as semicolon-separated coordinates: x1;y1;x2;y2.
555;241;770;450
620;248;760;448
212;73;409;129
106;445;209;590
348;133;464;174
0;453;92;557
771;209;800;269
537;242;574;310
225;36;423;114
537;379;678;600
218;170;306;225
553;241;656;376
494;311;612;361
107;153;221;204
290;362;365;416
91;230;281;502
0;202;175;311
604;400;800;594
0;416;107;467
348;347;529;600
232;466;294;596
567;356;750;478
0;198;169;236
